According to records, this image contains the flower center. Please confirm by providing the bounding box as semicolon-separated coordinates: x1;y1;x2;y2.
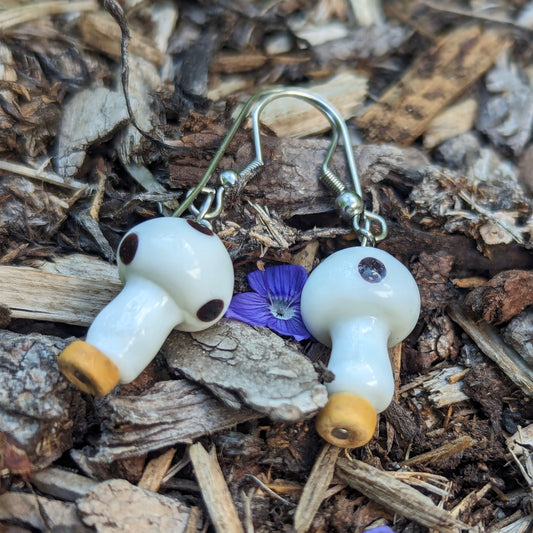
269;299;295;320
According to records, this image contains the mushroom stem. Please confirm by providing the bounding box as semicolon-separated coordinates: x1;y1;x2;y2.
327;316;394;413
85;275;183;383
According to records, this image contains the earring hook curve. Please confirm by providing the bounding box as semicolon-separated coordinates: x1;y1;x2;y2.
173;87;387;245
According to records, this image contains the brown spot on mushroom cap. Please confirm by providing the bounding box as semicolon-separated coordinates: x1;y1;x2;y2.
358;257;386;283
119;233;139;265
187;219;214;236
197;299;224;322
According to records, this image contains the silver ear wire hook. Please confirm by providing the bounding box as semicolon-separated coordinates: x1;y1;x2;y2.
173;87;388;245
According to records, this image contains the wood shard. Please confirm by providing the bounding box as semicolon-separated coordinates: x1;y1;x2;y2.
448;303;533;397
356;25;510;145
0;264;121;326
423;365;470;408
79;11;165;66
293;444;341;533
189;442;244;533
71;380;258;470
138;448;176;492
336;458;468;531
402;435;475;466
256;71;368;138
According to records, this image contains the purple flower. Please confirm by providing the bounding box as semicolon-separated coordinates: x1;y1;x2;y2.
225;264;311;341
365;527;395;533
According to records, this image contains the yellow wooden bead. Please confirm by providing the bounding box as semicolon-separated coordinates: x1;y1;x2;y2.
57;340;120;397
315;392;377;448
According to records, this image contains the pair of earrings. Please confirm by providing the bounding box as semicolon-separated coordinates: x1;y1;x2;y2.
58;88;420;449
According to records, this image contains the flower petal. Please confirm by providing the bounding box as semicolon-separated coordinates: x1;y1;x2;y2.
224;292;272;327
266;314;311;341
248;265;308;301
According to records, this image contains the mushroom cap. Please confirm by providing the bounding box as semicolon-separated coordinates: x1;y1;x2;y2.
301;247;420;347
116;217;234;331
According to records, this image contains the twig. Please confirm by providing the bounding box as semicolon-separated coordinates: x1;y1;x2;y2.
189;442;244;533
244;475;294;507
0;159;87;191
336;457;468;531
401;435;475;467
293;444;341;533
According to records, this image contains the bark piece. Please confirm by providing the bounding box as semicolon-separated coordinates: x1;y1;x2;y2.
412;251;454;313
477;62;533;155
464;270;533;325
77;478;190;533
503;310;533;365
71;379;259;472
0;330;86;469
448;303;533;397
189;442;244;533
169;135;428;218
311;23;410;62
336;458;468;531
356;25;510;145
55;86;130;178
31;466;98;501
163;319;327;422
0;491;89;532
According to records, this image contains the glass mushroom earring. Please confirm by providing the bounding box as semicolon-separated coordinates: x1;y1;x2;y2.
58;87;344;396
58;87;420;451
295;106;421;449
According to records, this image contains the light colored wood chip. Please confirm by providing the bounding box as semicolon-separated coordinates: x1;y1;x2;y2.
402;435;475;467
423;365;470;408
138;448;176;492
79;11;165;65
448;303;533;397
336;457;468;531
257;71;368;138
189;442;244;533
424;97;478;149
293;444;341;533
357;25;510;145
0;0;97;31
0;265;121;326
77;478;190;533
450;482;492;519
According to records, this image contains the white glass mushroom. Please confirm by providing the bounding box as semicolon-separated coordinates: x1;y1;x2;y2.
300;246;420;448
58;217;234;396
